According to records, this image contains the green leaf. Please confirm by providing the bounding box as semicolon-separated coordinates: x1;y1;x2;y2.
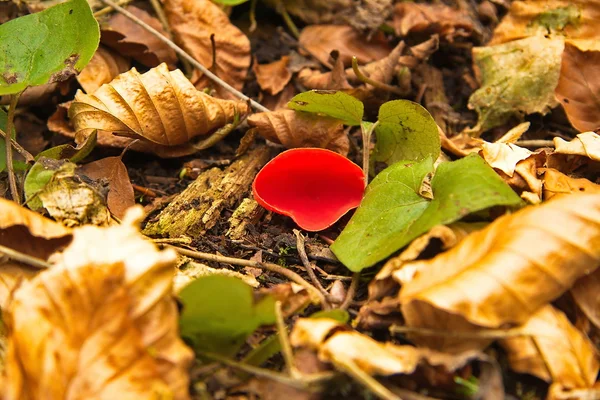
0;0;100;95
287;90;364;126
36;130;97;162
310;309;350;323
331;154;523;271
24;157;75;211
179;275;276;357
373;100;440;166
467;35;564;135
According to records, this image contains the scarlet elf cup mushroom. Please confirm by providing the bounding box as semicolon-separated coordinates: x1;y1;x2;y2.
252;148;365;231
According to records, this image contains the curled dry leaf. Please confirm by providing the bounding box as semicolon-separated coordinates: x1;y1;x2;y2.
480;141;533;177
77;46;130;94
554;131;600;161
69;63;249;146
399;194;600;352
501;305;599;388
572;268;600;332
3;208;193;399
541;168;600;200
299;25;391;67
393;2;475;42
101;5;178;68
555;43;600;132
253;56;292;96
247;110;349;155
164;0;251;92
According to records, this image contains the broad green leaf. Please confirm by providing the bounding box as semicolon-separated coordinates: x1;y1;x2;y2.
331;154;523;271
179;275;276;357
373;100;440;166
287;90;364;126
24;157;75;211
467;35;564;135
0;0;99;95
35;130;97;162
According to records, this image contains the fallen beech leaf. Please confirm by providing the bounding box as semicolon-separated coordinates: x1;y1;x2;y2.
252;148;365;232
501;305;599;388
80;156;135;220
298;25;391;67
490;0;600;51
554;131;600;161
101;5;178;68
69;63;248;146
393;2;474;42
247;110;348;155
467;35;564;134
399;194;600;352
331;155;522;271
253;56;292;95
77;46;130;94
164;0;251;92
541;168;600;200
3;208;194;399
0;262;37;309
480;141;533;177
555;43;600;132
572;268;600;332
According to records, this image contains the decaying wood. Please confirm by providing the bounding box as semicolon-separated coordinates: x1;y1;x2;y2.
226;198;265;240
144;146;272;237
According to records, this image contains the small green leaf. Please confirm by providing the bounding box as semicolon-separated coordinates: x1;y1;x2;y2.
287;90;364;126
0;0;100;95
331;154;523;271
179;275;276;357
373;100;440;166
310;309;350;323
24;157;76;211
36;130;97;162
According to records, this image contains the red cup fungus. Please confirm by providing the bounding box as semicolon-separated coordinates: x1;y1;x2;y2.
252;148;365;231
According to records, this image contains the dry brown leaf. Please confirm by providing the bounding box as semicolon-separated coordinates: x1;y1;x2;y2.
398;194;600;352
69;63;248;146
555;43;600;132
0;262;37;310
164;0;250;93
101;5;178;68
77;46;130;94
253;56;292;96
393;2;474;42
298;53;353;91
542;168;600;200
548;384;600;400
298;25;391;67
261;83;298;111
572;268;600;332
80;156;135;220
554;131;600;161
247;110;349;155
501;305;599;388
480;141;533;177
3;208;193;399
490;0;600;51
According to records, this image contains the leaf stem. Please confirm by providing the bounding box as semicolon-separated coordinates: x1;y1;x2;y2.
0;127;34;163
93;0;132;17
294;229;332;307
97;0;270;113
339;272;359;310
5;93;21;203
0;244;51;269
351;57;406;96
360;120;378;187
275;301;301;378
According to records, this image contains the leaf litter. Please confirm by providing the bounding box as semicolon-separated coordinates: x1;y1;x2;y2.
1;0;600;399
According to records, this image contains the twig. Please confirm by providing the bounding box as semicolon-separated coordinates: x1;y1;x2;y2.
0;244;51;269
5;93;21;203
132;183;158;198
275;301;301;378
275;0;300;39
249;0;258;32
167;245;326;304
339;272;359;310
515;140;555;148
331;356;401;400
0;127;34;163
390;325;529;339
93;0;132;17
294;229;331;306
351;57;406;96
97;0;270;113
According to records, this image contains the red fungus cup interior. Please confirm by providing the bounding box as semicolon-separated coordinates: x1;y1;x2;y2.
252;148;365;231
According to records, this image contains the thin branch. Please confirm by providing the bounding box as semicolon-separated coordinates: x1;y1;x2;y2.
351;57;406;96
515;140;555;148
0;244;51;269
389;325;529;339
331;356;401;400
0;127;34;163
294;229;331;306
97;0;270;113
5;93;21;203
167;245;326;305
339;272;359;310
275;301;301;378
93;0;132;17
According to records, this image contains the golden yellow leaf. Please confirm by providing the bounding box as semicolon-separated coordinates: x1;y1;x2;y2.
2;207;193;400
542;168;600;200
501;305;599;388
0;262;37;310
480;142;533;177
253;56;292;96
164;0;251;93
77;46;130;94
571;268;600;331
399;194;600;352
69;63;248;146
554;132;600;161
247;110;349;155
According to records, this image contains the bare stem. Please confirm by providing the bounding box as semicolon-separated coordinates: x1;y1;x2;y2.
360;120;378;187
93;0;132;17
294;229;331;307
5;93;21;203
0;244;51;269
339;272;359;310
97;0;270;113
351;57;406;96
275;301;301;378
276;1;300;39
167;245;326;305
389;325;529;339
515;140;555;148
331;356;401;400
0;127;34;163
